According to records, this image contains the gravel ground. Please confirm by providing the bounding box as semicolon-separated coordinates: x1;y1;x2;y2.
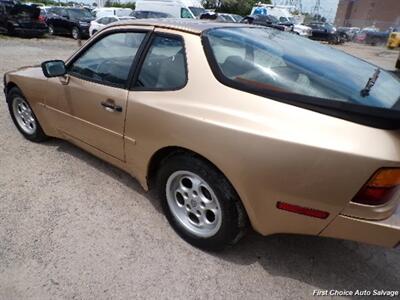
0;36;400;300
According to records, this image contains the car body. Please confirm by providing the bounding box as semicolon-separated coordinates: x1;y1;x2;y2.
307;22;344;44
355;27;392;46
242;15;292;32
337;26;360;41
89;15;135;36
3;20;400;250
46;7;94;39
387;30;400;49
135;0;205;19
218;13;243;23
91;7;133;19
0;0;47;37
129;10;173;19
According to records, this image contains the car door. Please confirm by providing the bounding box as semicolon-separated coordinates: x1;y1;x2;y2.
45;29;150;160
0;3;6;32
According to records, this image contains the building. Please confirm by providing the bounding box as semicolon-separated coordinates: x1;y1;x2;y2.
335;0;400;30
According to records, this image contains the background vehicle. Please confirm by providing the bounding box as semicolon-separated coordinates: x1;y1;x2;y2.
92;7;133;19
89;15;135;36
355;27;392;46
129;10;172;19
387;30;400;49
46;7;94;39
241;15;291;31
135;0;205;19
277;16;311;37
307;22;343;44
337;26;360;41
0;0;47;37
218;13;242;23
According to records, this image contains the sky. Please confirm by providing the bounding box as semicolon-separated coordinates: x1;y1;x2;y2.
274;0;340;21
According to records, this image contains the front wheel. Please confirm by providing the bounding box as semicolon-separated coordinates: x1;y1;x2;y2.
156;153;247;251
71;26;80;40
7;87;48;142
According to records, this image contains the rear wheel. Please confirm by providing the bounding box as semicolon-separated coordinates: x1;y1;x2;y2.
48;24;55;35
6;23;15;35
7;87;48;142
156;153;247;251
71;26;80;40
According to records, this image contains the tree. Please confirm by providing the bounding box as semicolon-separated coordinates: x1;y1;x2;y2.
203;0;272;16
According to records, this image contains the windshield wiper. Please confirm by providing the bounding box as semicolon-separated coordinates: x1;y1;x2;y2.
361;68;380;97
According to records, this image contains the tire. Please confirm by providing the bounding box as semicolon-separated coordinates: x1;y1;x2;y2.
6;23;15;36
156;153;248;251
71;26;80;40
7;87;48;142
48;24;55;36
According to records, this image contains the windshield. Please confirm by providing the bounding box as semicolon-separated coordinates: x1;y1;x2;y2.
68;9;93;20
204;27;400;110
231;14;243;22
189;6;206;17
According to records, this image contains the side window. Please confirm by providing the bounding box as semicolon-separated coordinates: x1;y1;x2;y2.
108;17;118;24
181;8;193;19
69;32;146;87
135;35;187;90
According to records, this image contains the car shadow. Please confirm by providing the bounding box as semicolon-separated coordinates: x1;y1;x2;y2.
46;138;400;297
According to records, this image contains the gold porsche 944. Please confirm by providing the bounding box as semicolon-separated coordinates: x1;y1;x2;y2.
4;20;400;250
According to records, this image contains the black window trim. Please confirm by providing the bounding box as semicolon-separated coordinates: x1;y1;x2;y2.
201;27;400;130
66;28;153;90
129;32;188;92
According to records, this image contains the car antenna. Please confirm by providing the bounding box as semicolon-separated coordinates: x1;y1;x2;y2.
360;68;380;97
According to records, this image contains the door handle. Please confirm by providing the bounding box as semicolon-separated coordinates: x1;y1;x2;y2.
101;100;122;112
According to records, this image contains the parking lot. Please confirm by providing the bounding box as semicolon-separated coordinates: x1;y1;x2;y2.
0;36;400;299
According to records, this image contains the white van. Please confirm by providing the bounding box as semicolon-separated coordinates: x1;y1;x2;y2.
135;0;206;19
92;7;133;19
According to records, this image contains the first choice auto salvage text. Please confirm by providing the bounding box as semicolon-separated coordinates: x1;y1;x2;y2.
313;289;399;297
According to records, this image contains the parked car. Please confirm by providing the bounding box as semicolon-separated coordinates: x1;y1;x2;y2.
277;17;311;37
241;15;291;32
218;13;243;23
355;27;392;46
46;7;94;39
135;0;205;19
89;15;135;37
337;26;360;41
307;22;343;44
129;10;172;19
91;7;133;19
387;30;400;49
0;0;47;37
4;20;400;251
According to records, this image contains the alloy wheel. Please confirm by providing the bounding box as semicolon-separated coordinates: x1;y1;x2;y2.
166;171;222;238
12;97;37;135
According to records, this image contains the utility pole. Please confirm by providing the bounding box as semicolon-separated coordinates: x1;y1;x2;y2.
312;0;321;16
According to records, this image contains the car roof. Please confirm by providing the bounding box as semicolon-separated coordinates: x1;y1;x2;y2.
109;18;256;35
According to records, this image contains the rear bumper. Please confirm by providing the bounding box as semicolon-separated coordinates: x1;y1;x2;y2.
14;27;47;37
320;205;400;249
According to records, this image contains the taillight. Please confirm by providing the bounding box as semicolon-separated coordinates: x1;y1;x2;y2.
38;15;46;23
352;168;400;206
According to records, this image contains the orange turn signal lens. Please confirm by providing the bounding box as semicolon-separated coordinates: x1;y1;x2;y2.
352;168;400;206
368;168;400;188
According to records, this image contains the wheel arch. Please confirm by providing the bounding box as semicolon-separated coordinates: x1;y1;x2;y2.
5;82;19;102
146;146;243;204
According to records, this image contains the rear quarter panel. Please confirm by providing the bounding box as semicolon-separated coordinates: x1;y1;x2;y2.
125;31;400;236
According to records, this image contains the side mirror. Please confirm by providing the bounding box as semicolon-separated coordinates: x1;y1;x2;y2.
41;60;67;78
